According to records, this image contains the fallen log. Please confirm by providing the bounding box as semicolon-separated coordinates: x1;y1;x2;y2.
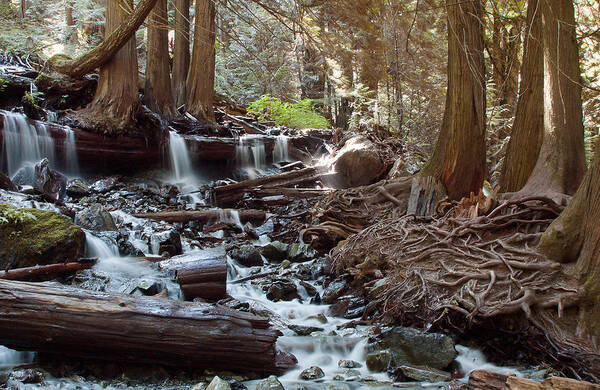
468;370;600;390
160;253;227;301
0;279;296;374
0;258;97;281
134;209;266;224
252;187;331;199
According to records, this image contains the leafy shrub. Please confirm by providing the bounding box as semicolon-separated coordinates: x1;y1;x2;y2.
248;94;330;129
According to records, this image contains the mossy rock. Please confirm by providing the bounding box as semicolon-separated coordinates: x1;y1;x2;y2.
0;204;86;269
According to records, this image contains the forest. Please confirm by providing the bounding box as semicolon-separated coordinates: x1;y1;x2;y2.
1;0;600;389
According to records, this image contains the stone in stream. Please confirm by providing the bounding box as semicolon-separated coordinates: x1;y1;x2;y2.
229;245;263;267
91;176;120;193
338;360;362;369
0;172;17;191
66;179;91;197
367;327;457;370
8;369;45;384
366;350;393;372
260;241;289;262
289;324;324;336
255;375;284;390
391;365;452;382
75;204;117;231
288;243;318;263
34;158;67;200
322;279;348;304
299;366;325;380
199;376;231;390
150;229;183;257
0;204;86;269
264;278;300;302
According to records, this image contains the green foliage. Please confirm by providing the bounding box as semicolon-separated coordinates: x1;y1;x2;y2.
248;95;331;129
0;206;37;227
0;77;7;92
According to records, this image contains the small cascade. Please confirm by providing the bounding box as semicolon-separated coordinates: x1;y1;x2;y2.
219;208;244;230
274;135;289;163
235;135;267;178
63;126;80;176
85;231;119;258
0;346;35;369
1;111;55;177
168;130;193;181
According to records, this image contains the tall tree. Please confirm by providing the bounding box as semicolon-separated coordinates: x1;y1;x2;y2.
173;0;190;108
187;0;216;123
517;0;585;196
500;0;544;192
65;0;77;44
414;0;486;201
144;0;175;119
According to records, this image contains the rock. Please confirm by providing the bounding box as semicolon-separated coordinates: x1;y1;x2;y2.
75;204;117;231
66;179;91;197
299;280;318;296
289;324;324;336
322;279;348;304
255;375;284;390
387;159;408;180
307;313;328;324
327;385;351;390
265;278;300;302
0;205;85;269
392;365;451;382
288;243;318;263
133;278;165;296
366;350;393;372
8;368;45;384
206;376;232;390
10;164;36;187
150;229;183;257
331;136;385;187
338;360;362;369
367;327;457;370
0;173;17;191
299;366;325;380
280;260;291;269
190;382;208;390
91;176;120;193
34;158;67;200
260;241;289;262
229;245;263;267
468;369;600;390
296;262;324;281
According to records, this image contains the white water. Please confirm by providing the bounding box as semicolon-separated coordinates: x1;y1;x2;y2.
274;135;289;163
0;346;35;369
218;208;244;230
168;131;193;182
63;126;79;177
235;135;267;179
1;111;55;177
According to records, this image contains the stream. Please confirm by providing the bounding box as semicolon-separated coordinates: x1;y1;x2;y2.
0;111;525;390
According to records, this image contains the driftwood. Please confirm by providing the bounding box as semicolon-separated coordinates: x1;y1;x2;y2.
468;370;600;390
134;209;266;224
160;253;227;301
0;258;97;281
0;279;296;374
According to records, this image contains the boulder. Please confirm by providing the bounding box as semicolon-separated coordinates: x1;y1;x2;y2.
0;173;17;191
264;278;300;302
288;243;317;263
205;376;231;390
367;327;456;370
150;229;182;257
331;136;385;188
299;366;325;380
322;279;348;304
75;204;117;232
229;245;263;267
0;204;85;269
260;241;289;262
365;350;393;372
255;375;284;390
34;158;67;200
289;324;324;336
338;360;362;369
66;179;91;197
391;365;451;382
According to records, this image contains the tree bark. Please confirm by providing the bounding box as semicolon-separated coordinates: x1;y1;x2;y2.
134;209;266;224
65;0;77;44
159;253;227;301
500;0;544;193
0;279;296;374
173;0;190;108
144;0;175;119
0;259;96;282
517;0;586;197
417;0;486;201
186;0;216;123
49;0;159;78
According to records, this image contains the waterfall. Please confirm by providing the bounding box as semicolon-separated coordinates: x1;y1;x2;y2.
63;126;79;176
168;131;193;181
85;231;119;258
1;111;55;177
218;208;244;230
235;135;266;179
274;135;289;163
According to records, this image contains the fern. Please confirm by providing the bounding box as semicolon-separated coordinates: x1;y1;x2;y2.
248;94;330;129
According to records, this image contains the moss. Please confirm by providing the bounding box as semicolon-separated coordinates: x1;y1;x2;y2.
537;204;584;263
0;204;86;268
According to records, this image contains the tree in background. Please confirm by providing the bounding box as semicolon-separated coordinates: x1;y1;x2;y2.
172;0;190;109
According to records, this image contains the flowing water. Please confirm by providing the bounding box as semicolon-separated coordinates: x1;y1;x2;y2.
168;131;194;182
235;135;267;179
273;135;289;163
63;126;79;177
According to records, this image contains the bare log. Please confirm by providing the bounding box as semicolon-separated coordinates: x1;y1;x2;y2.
160;253;227;301
0;258;97;281
0;279;297;374
468;370;600;390
48;0;160;78
134;209;266;224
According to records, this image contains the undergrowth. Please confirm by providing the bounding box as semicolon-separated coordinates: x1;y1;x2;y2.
248;94;330;129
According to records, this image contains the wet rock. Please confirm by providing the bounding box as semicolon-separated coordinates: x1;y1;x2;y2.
34;158;67;200
66;179;91;197
296;261;324;281
366;350;393;372
255;375;284;390
229;245;263;267
229;379;248;390
331;136;385;187
391;365;451;382
299;280;318;296
327;385;351;390
0;204;85;269
338;360;362;369
299;366;325;380
0;172;17;191
308;313;328;324
280;260;291;269
205;376;231;390
367;327;457;370
75;204;117;231
91;176;120;193
151;229;183;257
288;243;318;263
9;368;45;384
11;164;36;187
133;278;165;296
260;241;289;262
322;279;348;304
289;324;324;336
329;296;364;318
265;278;300;302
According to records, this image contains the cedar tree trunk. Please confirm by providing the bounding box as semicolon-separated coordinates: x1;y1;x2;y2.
173;0;190;108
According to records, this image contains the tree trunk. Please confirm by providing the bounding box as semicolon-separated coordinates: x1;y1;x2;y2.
186;0;216;123
65;0;77;44
517;0;586;197
159;253;227;301
0;279;296;374
144;0;175;119
133;209;266;224
500;0;544;193
49;0;159;78
416;0;486;201
172;0;190;108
